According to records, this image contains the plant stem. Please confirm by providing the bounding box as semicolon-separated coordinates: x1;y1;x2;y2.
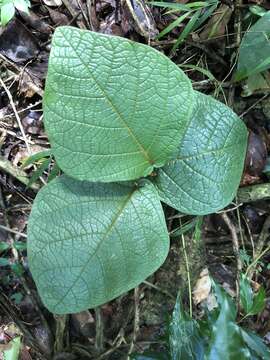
181;232;192;318
245;244;270;277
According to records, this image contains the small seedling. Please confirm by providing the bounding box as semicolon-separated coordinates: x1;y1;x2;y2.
27;27;248;314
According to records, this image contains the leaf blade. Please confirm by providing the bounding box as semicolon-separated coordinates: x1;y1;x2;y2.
44;26;194;182
153;92;248;215
27;176;169;313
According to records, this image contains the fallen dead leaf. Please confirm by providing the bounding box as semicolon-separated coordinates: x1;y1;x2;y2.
200;4;232;41
193;268;211;305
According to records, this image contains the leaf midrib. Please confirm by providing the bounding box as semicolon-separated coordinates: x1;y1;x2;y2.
50;186;137;311
60;29;153;166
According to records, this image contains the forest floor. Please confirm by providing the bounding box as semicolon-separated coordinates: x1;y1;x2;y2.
1;0;270;359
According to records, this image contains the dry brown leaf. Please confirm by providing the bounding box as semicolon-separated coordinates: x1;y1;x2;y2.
193;268;211;305
200;4;232;41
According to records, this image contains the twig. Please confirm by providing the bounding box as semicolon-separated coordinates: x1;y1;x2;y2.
0;293;48;359
143;280;175;299
240;94;269;118
234;0;243;49
0;187;53;355
62;0;86;28
1;100;42;121
54;315;68;353
0;224;27;238
95;307;104;353
0;155;39;191
128;287;140;357
180;231;192;317
0;78;31;154
246;216;270;279
221;213;242;302
96;329;126;360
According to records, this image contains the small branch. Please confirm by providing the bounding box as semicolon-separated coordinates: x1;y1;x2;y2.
246;216;270;279
95;307;104;353
0;224;27;238
143;280;175;300
0;78;31;154
0;155;39;191
181;231;192;317
221;213;242;301
54;315;68;353
128;287;140;357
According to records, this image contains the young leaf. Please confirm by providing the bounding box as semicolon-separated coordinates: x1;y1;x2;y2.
27;176;169;314
207;283;247;360
153;92;248;215
235;12;270;81
249;286;266;315
240;274;254;314
27;157;51;188
240;328;270;359
169;295;204;360
22;149;52;168
43;26;194;183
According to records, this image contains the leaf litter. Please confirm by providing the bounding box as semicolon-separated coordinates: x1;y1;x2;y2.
0;0;270;358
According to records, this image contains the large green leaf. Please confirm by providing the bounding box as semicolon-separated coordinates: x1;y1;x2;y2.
153;92;248;215
27;176;169;314
235;12;270;81
43;26;194;182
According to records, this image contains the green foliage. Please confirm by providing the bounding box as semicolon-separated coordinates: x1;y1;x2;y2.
240;274;266;316
133;280;270;360
2;336;21;360
235;11;270;81
28;26;248;314
43;26;193;182
153;92;247;215
22;149;59;185
0;0;30;26
151;1;218;51
28;177;169;313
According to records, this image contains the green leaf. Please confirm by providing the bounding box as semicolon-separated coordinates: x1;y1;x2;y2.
43;26;194;182
169;295;204;360
27;176;169;314
0;1;15;26
240;328;270;359
249;287;266;315
3;336;21;360
22;149;52;168
240;274;254;314
27;157;51;188
172;9;202;52
153;92;248;215
157;12;191;40
235;12;270;81
207;283;247;360
0;257;10;266
13;241;27;251
0;242;10;251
